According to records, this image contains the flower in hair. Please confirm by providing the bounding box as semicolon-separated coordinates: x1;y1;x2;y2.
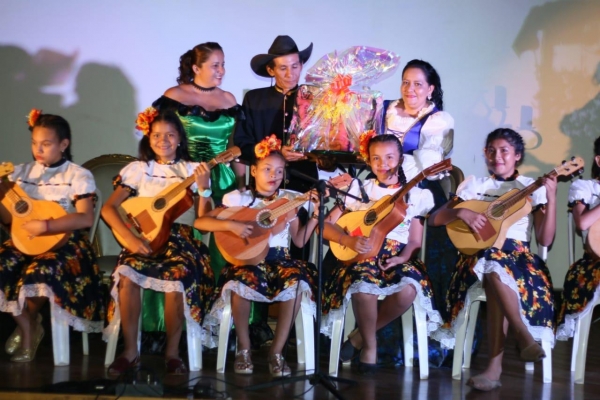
135;107;159;136
255;134;282;159
27;109;42;128
358;130;377;161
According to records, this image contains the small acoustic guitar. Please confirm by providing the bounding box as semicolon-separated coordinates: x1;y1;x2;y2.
0;162;69;255
329;159;453;263
447;157;584;255
214;173;353;266
112;147;241;253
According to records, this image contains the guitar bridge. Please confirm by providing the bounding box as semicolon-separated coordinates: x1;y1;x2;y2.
126;213;143;235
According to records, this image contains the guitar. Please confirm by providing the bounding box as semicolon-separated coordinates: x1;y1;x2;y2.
0;162;69;255
213;173;353;266
112;146;241;253
447;157;584;255
329;159;453;263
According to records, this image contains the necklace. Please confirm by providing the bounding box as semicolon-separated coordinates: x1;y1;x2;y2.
191;81;216;93
155;158;180;165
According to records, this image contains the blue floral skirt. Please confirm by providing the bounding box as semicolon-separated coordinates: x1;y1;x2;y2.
203;247;318;347
557;252;600;340
320;238;442;338
0;230;105;332
432;239;555;349
104;223;214;343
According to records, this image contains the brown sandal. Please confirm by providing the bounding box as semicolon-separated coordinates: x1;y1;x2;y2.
107;355;140;376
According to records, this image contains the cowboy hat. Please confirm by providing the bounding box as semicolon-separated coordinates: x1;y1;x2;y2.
250;35;313;78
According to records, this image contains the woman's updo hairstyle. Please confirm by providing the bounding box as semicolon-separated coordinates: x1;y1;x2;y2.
177;42;223;84
402;59;444;111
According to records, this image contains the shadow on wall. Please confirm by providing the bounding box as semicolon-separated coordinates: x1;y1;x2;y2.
0;45;138;165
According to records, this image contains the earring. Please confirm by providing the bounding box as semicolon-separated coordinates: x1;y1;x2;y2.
427;95;432;101
178;143;181;147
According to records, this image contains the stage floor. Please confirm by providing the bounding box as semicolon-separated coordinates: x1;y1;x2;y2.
0;312;599;400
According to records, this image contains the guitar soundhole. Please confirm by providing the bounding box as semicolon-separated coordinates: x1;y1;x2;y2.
153;198;167;211
256;209;276;229
364;210;377;226
15;200;29;215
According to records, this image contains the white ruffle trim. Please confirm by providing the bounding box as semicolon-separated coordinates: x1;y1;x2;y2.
102;265;210;346
0;284;103;333
319;278;443;339
202;281;315;349
432;258;556;349
556;286;600;341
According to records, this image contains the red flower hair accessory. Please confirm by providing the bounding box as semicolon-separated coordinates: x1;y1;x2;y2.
255;134;282;160
136;107;159;136
358;130;377;161
27;109;42;128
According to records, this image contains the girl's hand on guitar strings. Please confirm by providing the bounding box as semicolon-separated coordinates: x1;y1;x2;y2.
127;236;153;256
194;162;211;191
457;208;488;235
229;221;253;239
345;236;372;254
22;219;48;237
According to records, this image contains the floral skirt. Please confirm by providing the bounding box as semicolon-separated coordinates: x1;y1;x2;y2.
203;247;318;347
0;230;105;332
104;224;214;343
557;252;600;340
432;239;555;349
320;238;442;338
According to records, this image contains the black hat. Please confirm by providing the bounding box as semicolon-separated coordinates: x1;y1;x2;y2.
250;35;313;78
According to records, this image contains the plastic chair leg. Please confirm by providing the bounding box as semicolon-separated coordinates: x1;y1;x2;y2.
571;318;581;372
541;339;552;383
463;301;480;369
216;298;233;373
401;306;414;368
328;309;346;377
413;302;429;380
186;328;203;371
452;302;473;380
51;308;70;366
82;332;89;356
574;311;593;384
295;294;315;371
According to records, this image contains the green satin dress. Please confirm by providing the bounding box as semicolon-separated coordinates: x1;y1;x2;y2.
140;96;242;332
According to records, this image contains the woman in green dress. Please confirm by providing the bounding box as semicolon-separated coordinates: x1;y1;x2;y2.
142;42;242;338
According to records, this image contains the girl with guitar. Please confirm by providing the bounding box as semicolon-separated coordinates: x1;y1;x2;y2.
321;133;442;374
102;108;214;375
557;136;600;342
195;135;319;377
429;128;557;391
0;110;104;362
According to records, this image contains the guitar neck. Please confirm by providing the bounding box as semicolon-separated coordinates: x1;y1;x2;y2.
163;158;219;202
269;195;310;220
373;171;425;214
497;170;556;209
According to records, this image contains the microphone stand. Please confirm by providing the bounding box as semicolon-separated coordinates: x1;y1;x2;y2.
246;174;360;399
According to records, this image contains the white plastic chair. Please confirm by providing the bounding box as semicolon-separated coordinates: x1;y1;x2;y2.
451;245;553;383
567;211;597;384
50;189;104;366
215;290;315;373
327;221;430;379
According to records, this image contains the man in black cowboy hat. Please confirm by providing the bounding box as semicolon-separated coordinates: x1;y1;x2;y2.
233;35;319;192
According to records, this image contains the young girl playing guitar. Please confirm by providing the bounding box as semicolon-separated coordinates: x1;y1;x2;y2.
102;108;214;375
195;135;319;377
321;133;442;374
429;128;557;391
0;109;104;362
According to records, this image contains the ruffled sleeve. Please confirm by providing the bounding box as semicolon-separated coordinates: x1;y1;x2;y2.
113;161;144;196
70;167;98;205
568;179;595;208
414;111;454;180
411;187;435;219
343;179;366;212
455;175;478;201
530;184;548;210
152;96;244;122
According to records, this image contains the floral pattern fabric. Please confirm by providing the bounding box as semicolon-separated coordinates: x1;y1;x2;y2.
0;230;105;332
104;224;214;341
432;239;555;349
203;247;318;347
321;238;442;337
557;252;600;340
